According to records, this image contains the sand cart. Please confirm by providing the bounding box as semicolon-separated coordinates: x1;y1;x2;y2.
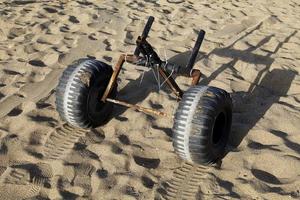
55;16;232;165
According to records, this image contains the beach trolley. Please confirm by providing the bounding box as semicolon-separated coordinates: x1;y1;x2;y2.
55;16;232;165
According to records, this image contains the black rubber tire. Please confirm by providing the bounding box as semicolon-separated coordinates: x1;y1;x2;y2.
172;85;232;165
55;58;117;129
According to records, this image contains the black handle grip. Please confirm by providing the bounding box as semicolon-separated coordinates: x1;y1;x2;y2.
185;30;205;70
134;16;155;56
141;16;154;38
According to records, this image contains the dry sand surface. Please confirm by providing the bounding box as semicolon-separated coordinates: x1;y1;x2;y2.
0;0;300;199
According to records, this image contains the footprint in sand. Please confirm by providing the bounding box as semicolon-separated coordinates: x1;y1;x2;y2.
0;92;4;101
28;59;47;67
43;7;58;14
7;27;26;39
4;162;53;186
167;0;184;4
7;106;23;117
69;15;80;24
0;184;40;200
133;155;160;169
251;153;300;185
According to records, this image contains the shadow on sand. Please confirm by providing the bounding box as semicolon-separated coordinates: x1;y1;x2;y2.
110;30;298;150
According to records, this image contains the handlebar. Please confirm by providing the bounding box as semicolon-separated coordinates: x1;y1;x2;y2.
133;16;205;77
185;30;205;71
134;16;155;56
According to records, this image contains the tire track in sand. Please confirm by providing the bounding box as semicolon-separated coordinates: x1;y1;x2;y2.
164;162;210;200
43;123;87;160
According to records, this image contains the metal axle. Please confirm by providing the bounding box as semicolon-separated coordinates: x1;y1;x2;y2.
106;98;172;118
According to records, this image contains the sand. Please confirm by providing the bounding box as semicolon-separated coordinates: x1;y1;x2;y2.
0;0;299;199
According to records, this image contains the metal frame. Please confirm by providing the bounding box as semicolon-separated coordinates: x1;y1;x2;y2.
101;16;205;118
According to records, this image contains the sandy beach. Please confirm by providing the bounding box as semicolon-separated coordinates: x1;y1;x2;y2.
0;0;300;199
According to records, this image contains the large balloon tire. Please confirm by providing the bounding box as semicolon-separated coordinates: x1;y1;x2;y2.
55;58;117;128
172;85;232;165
